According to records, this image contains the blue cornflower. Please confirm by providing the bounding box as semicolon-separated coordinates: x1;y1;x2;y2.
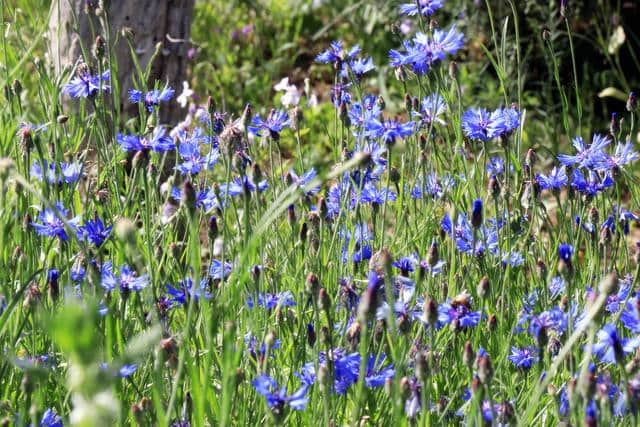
349;57;375;76
326;181;357;218
537;166;567;190
247;291;296;310
360;183;396;205
316;40;360;64
399;0;445;16
389;26;463;74
71;266;86;283
219;176;268;197
415;93;447;126
40;408;63;427
248;110;291;140
558;134;611;169
437;302;481;329
429;26;465;60
171;186;221;212
175;140;219;175
592;323;640;364
502;251;524;267
549;276;566;299
489;107;521;137
615;206;640;235
209;259;233;280
31;160;83;184
330;83;352;108
364;354;395;388
117;127;175;153
288;168;320;195
365;118;413;144
616;296;640;334
486;157;505;177
348;95;382;130
558;243;574;263
392;253;419;274
100;262;149;293
166;277;212;306
31;203;80;241
571;168;614;196
340;223;373;263
245;334;281;361
252;375;309;412
508;346;538;369
461;108;493;141
63;69;110;98
119;364;137;378
77;215;112;247
128;84;175;111
595;141;639;172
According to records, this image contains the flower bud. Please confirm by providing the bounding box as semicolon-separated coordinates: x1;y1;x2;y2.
627;92;637;112
471;198;483;228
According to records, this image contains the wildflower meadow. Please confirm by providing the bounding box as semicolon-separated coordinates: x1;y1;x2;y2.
2;0;640;425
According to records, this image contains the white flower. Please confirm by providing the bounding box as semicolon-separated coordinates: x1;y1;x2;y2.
274;77;301;107
177;81;193;108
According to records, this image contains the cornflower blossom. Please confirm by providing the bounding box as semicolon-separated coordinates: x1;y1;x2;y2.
399;0;445;16
31;160;83;184
549;276;566;299
248;110;291;140
63;69;110;98
288;168;320;195
101;262;149;294
486;157;505;177
296;350;394;394
558;134;611;169
392;254;419;275
128;85;175;111
31;203;80;241
620;297;640;334
340;223;373;263
175;139;220;175
595;141;639;172
171;186;221;212
165;277;212;306
508;346;538;369
537;166;567;190
245;334;281;361
39;408;63;427
389;26;464;74
346;56;375;77
209;259;233;280
437;301;481;329
252;375;309;412
365;117;414;144
442;214;499;256
571;169;614;197
502;251;524;267
219;176;268;197
360;183;397;206
77;215;112;247
315;40;360;65
414;93;447;126
592;324;640;364
348;95;382;131
247;291;296;310
489;107;521;137
461;108;495;141
614;206;640;235
117;127;175;153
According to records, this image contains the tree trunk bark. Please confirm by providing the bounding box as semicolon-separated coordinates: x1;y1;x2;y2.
48;0;194;125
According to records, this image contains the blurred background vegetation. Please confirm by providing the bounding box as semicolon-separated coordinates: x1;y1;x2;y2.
3;0;640;151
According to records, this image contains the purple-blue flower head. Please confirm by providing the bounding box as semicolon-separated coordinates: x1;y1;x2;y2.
508;346;538;369
31;160;83;184
558;134;611;169
117;127;175;153
128;84;175;111
77;214;112;247
252;375;309;412
537;166;567;190
248;110;291;140
40;408;63;427
592;323;640;364
399;0;445;16
63;69;110;98
31;202;80;241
